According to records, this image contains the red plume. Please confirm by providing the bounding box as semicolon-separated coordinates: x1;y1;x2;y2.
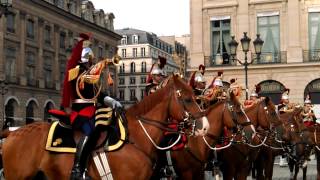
198;64;205;75
230;78;236;84
217;71;223;77
255;84;261;94
189;71;196;88
61;38;85;108
158;56;166;69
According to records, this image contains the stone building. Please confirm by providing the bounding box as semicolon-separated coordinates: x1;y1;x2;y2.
116;28;179;107
190;0;320;104
0;0;121;128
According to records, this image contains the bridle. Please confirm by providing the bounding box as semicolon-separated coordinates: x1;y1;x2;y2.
137;87;206;150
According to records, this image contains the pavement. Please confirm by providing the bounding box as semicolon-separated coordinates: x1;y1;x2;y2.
205;155;318;180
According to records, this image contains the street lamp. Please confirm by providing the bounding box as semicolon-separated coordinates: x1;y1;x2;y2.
228;32;264;100
0;80;8;130
0;0;12;18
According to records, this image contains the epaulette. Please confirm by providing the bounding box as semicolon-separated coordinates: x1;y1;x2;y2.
68;65;80;81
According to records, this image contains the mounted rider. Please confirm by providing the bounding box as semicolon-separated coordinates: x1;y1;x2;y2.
302;95;317;127
59;32;122;180
145;56;167;96
277;88;294;114
204;71;226;104
244;85;261;108
229;78;242;100
189;65;206;105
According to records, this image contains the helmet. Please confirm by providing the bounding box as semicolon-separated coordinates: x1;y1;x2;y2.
80;47;94;63
250;84;261;97
281;88;290;100
230;78;239;89
151;64;164;75
304;95;311;104
194;73;206;83
213;77;223;87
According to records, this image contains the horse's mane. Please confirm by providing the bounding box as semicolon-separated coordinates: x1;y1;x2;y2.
244;99;263;112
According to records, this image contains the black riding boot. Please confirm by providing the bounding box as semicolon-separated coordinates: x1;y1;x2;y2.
70;136;92;180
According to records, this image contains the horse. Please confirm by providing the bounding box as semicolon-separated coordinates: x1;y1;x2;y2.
2;75;209;180
156;91;256;180
255;107;313;180
217;97;281;180
307;124;320;180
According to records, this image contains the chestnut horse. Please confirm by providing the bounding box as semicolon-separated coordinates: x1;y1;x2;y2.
2;75;209;180
254;107;313;180
159;91;256;180
216;97;280;180
307;124;320;180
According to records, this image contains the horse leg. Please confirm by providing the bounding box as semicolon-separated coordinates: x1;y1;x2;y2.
316;150;320;180
302;166;307;180
265;155;275;180
288;158;294;180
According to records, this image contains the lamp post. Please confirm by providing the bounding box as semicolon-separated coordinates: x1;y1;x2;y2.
228;32;264;100
0;0;12;18
0;80;8;130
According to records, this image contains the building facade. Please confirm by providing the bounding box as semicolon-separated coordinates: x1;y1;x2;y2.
0;0;121;128
159;36;188;77
190;0;320;104
116;28;179;107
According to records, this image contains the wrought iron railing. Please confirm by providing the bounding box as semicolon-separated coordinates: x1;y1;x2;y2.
303;49;320;62
251;51;287;64
204;53;236;67
120;53;151;59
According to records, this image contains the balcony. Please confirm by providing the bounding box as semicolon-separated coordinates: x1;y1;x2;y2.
251;51;287;64
204;53;236;67
303;49;320;62
120;53;151;59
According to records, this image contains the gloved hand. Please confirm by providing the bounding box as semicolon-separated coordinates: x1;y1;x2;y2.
104;96;123;109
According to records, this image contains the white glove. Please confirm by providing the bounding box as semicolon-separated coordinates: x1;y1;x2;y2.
104;96;123;109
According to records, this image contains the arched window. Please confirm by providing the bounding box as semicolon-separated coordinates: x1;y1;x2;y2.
304;78;320;104
26;101;37;124
121;35;127;45
5;47;16;80
258;80;285;104
132;34;139;44
130;62;135;73
141;62;146;72
5;98;18;128
44;102;54;122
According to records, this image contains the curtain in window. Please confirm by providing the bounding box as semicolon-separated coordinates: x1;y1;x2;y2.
212;31;220;57
315;16;320;50
222;31;231;54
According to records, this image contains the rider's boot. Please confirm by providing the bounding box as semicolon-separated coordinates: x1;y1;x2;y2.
70;136;91;180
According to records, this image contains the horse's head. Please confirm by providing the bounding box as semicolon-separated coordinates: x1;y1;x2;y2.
168;75;209;136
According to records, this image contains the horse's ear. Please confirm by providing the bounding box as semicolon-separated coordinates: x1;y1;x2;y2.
264;96;270;104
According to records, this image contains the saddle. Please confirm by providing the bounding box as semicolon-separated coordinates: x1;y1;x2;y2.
46;109;128;153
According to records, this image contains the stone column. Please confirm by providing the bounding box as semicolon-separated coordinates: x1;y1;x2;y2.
0;11;5;79
53;24;60;90
287;0;302;63
190;0;204;68
18;11;26;86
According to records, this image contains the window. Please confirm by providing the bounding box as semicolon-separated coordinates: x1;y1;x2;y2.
5;48;16;80
119;78;125;85
98;46;103;59
132;34;139;44
119;89;124;100
140;76;146;84
309;12;320;51
141;47;146;57
5;99;16;128
44;56;53;88
130;89;136;101
141;62;147;73
59;58;66;84
130;77;136;84
27;19;35;39
121;35;127;45
119;63;125;73
54;0;64;8
26;52;36;86
60;32;66;49
121;49;126;58
6;13;15;33
257;15;280;63
44;102;54;122
44;26;51;45
211;19;231;65
140;89;144;100
68;1;77;14
26;101;36;124
130;62;135;73
133;48;137;57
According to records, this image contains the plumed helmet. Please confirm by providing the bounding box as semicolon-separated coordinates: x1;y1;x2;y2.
281;88;290;100
250;84;261;97
198;64;205;75
304;95;311;104
213;77;223;87
194;73;206;83
80;47;94;63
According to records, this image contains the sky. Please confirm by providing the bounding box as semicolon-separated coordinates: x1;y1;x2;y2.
90;0;190;36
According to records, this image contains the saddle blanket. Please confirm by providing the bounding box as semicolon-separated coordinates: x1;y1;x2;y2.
45;113;128;153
